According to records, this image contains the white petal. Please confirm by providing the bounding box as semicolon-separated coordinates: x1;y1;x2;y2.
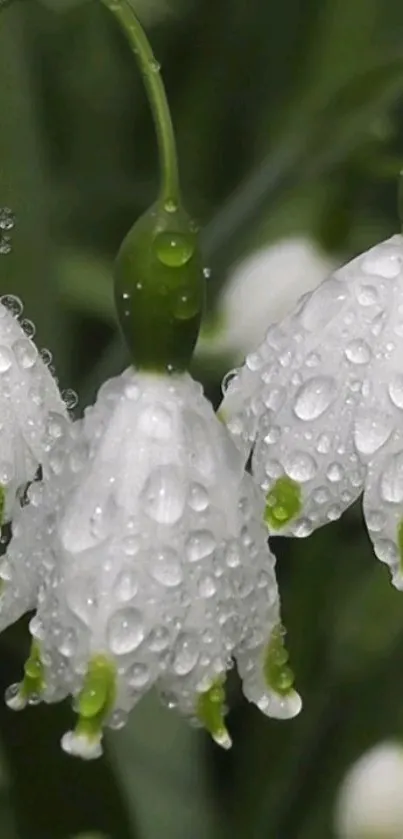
198;238;335;362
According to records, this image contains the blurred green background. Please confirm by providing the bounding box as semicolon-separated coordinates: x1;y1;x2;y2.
1;0;403;836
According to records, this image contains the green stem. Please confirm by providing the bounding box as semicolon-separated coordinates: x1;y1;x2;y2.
100;0;180;205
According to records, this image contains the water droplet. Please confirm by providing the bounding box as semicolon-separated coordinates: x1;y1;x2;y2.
326;462;344;482
62;389;78;410
1;294;22;318
147;625;170;652
5;683;25;711
188;482;209;512
246;352;263;371
389;376;403;409
142;465;185;525
316;433;332;454
108;709;128;730
198;575;216;598
221;368;239;396
0;208;15;230
164;198;178;214
345;339;371;365
313;486;330;505
59;629;77;657
149;58;160;72
108;608;144;655
151;547;182;587
20;320;35;340
294;376;335;421
356;284;379;306
203;267;211;279
284;451;316;483
354;414;393;456
12;338;37;369
128;663;150;689
40;348;52;366
186;529;216;562
0;346;13;373
114;569;138;601
379;452;403;503
154;232;194;267
137;405;173;439
173;632;199;675
365;509;385;532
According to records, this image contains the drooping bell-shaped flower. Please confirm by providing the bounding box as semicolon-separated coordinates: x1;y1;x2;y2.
198;237;336;363
220;233;403;588
3;368;300;757
0;294;67;522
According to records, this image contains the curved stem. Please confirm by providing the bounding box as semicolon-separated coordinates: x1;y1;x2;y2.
100;0;180;204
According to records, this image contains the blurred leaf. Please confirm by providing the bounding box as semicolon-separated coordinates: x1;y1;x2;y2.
108;691;226;839
57;248;114;322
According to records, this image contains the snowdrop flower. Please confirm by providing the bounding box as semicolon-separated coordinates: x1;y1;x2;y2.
198;238;336;362
335;742;403;839
0;294;67;521
3;368;300;758
220;234;403;589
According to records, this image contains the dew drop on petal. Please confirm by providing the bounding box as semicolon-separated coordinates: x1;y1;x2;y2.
188;482;209;512
62;389;78;410
1;294;22;318
107;607;144;655
142;465;186;524
379;452;403;504
128;663;150;689
114;570;139;602
389;376;403;409
147;627;170;654
0;346;13;373
293;376;335;421
345;339;372;365
284;451;316;483
13;338;37;369
353;414;393;456
151;547;182;587
300;279;347;331
186;529;216;562
172;632;199;675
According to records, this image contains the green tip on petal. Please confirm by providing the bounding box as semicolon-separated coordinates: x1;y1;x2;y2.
264;476;302;531
17;641;45;706
74;656;116;744
114;200;205;373
197;679;232;749
264;625;296;697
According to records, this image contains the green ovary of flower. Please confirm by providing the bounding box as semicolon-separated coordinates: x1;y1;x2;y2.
264;625;296;696
114;201;205;373
264;476;302;530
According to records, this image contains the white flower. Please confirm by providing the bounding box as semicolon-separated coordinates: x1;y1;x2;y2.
3;369;301;758
198;238;336;362
335;742;403;839
220;234;403;588
0;295;67;521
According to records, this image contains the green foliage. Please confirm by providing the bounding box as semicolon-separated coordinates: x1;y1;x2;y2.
1;0;403;837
